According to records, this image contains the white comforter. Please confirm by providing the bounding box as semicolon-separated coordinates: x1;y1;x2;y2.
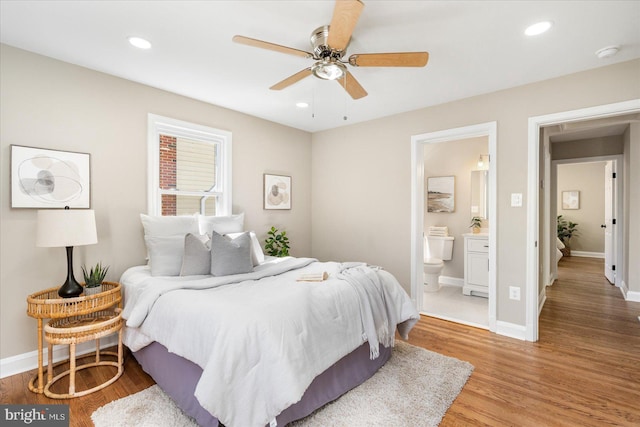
121;257;419;427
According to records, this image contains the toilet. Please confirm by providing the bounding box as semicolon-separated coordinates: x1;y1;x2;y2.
424;235;455;292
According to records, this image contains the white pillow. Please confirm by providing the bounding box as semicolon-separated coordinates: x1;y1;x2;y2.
140;214;200;276
198;213;244;235
226;231;265;266
140;214;199;237
145;235;186;276
556;237;565;250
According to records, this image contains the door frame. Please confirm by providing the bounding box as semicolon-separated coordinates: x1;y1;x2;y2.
411;121;497;332
526;99;640;342
550;156;623;285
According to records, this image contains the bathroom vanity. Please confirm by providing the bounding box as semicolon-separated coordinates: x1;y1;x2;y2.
463;233;489;297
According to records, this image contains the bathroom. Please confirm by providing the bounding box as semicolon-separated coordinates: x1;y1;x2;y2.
422;135;490;329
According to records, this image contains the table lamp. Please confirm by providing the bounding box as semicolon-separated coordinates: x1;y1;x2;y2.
36;208;98;298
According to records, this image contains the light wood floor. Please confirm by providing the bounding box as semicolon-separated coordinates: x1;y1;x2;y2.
2;256;639;426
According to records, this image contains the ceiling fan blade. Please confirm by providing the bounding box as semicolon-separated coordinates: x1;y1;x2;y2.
270;68;313;90
233;35;313;59
337;71;368;99
348;52;429;67
327;0;364;51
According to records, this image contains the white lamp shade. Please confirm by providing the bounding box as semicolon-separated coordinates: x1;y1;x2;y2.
36;209;98;247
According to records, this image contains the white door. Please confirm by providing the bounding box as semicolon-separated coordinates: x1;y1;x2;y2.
603;161;615;284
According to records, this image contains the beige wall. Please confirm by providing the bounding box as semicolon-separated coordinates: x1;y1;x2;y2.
624;123;640;293
552;135;624;160
556;162;606;253
0;44;312;359
312;59;640;326
424;137;488;278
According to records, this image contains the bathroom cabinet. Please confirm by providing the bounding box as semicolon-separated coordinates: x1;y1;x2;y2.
463;234;489;297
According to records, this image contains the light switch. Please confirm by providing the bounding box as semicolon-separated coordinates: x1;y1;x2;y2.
511;193;523;207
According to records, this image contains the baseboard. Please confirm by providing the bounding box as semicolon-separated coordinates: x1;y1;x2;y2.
0;335;118;379
439;276;464;287
546;272;556;287
538;287;546;315
570;251;604;259
496;321;526;341
623;280;640;302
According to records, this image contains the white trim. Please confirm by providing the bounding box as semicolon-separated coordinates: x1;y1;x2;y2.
538;287;547;315
527;99;640;342
571;251;605;259
496;321;527;340
0;335;118;379
620;280;640;302
411;121;497;332
147;114;232;216
626;291;640;302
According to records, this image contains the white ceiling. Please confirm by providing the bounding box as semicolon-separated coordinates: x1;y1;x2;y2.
1;1;639;133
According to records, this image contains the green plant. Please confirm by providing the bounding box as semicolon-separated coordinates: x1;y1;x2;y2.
557;215;578;246
264;226;290;257
82;262;109;288
470;216;483;230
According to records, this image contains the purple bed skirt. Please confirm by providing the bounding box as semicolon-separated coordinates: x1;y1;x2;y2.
133;341;391;426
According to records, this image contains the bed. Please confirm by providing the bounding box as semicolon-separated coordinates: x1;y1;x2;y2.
120;214;419;427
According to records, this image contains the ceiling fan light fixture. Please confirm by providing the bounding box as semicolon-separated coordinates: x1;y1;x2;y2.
312;60;346;80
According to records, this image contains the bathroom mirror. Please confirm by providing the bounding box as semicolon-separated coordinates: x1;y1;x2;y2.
470;170;488;219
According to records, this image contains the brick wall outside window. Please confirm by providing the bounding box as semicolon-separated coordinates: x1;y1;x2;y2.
159;135;177;215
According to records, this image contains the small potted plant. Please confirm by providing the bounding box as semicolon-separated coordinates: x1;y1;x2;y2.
557;215;578;256
470;216;483;234
264;226;290;257
82;262;109;295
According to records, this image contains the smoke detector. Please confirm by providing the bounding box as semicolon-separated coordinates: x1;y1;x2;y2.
596;45;620;59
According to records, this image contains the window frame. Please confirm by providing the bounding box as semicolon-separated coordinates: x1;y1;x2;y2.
147;114;232;216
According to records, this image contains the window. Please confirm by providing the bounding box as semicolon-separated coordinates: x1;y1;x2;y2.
148;114;232;216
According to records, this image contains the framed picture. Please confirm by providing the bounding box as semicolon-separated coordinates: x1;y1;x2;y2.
427;176;455;213
264;174;291;210
11;145;91;208
562;190;580;210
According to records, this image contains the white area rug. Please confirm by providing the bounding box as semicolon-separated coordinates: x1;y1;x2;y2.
92;341;473;427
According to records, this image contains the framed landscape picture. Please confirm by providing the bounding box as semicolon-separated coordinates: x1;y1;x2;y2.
264;174;291;210
427;176;455;213
11;145;91;208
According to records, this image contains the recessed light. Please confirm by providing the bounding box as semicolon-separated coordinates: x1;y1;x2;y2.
525;21;553;36
128;36;152;49
296;102;309;109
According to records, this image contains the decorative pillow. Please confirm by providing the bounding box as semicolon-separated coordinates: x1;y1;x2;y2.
145;235;187;276
140;214;199;237
225;231;265;266
198;213;245;236
210;231;253;276
180;233;211;276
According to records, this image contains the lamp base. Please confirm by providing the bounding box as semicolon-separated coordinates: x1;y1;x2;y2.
58;278;84;298
58;246;84;298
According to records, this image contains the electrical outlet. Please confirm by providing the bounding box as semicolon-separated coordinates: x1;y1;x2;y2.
509;286;521;301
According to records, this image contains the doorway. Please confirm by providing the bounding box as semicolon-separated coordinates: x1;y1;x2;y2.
411;122;497;332
526;99;640;342
551;157;622;286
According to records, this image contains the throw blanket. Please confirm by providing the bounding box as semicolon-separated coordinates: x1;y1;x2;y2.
121;259;419;427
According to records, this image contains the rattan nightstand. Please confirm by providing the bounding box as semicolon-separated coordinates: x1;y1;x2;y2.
26;282;122;395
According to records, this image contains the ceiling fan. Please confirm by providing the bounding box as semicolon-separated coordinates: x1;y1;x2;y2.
232;0;429;100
